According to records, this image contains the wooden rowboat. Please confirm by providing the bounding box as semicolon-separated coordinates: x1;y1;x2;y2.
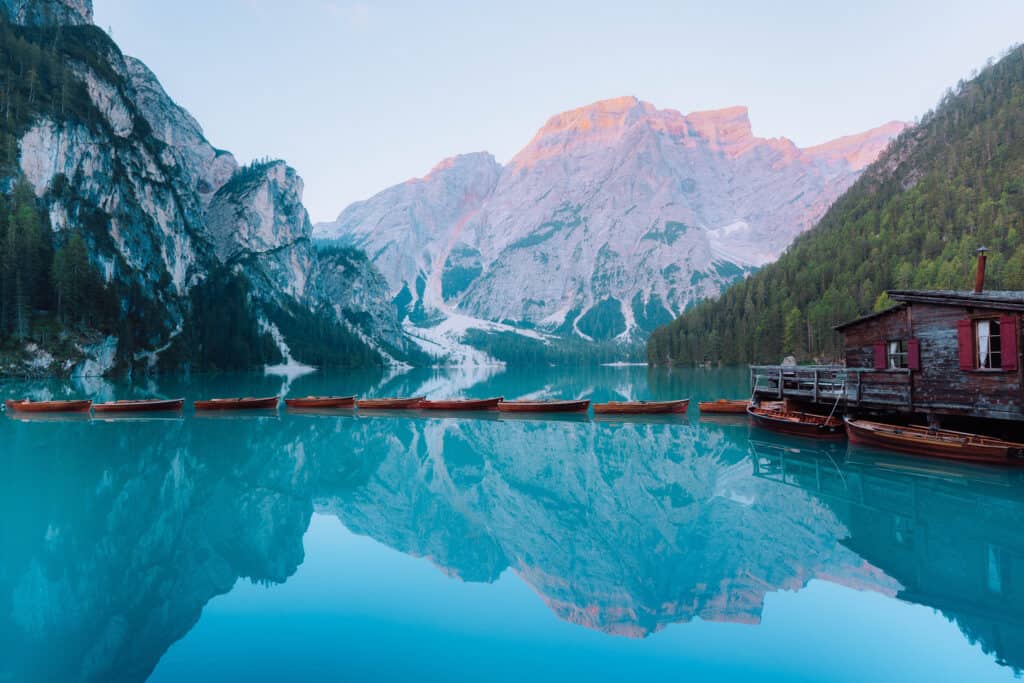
497;399;590;413
194;396;279;411
355;396;424;410
93;398;185;414
592;399;689;415
698;399;749;414
845;417;1024;466
747;405;845;439
418;397;503;411
284;395;356;409
5;398;92;413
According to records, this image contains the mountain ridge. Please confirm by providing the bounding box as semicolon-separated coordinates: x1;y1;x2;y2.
317;96;905;360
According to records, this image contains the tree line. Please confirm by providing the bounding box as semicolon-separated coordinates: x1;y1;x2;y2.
0;178;114;348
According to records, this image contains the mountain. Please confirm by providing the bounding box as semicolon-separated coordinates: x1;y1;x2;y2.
317;96;904;360
0;0;413;376
647;44;1024;365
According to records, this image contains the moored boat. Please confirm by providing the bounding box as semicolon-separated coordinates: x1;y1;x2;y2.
418;397;503;411
845;417;1024;466
193;396;279;411
355;396;424;410
698;399;749;414
284;395;356;409
5;398;92;413
497;399;590;413
592;399;689;415
747;404;845;439
93;398;185;414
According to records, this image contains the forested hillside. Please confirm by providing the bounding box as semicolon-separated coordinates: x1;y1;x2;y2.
0;11;414;376
648;45;1024;365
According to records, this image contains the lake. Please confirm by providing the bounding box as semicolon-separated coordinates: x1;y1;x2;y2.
2;366;1022;682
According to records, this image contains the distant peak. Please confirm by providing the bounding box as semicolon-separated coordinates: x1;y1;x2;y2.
537;96;651;130
685;105;752;141
421;152;499;180
511;99;770;168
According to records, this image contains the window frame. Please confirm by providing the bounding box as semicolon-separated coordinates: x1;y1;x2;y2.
887;339;909;369
974;318;1003;370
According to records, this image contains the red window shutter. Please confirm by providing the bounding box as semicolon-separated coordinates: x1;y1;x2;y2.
872;342;886;369
908;338;921;371
1001;315;1018;371
957;319;975;370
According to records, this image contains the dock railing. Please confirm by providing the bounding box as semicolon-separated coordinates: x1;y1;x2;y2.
750;365;913;410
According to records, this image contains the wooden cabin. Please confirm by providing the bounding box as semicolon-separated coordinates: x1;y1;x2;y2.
752;251;1024;426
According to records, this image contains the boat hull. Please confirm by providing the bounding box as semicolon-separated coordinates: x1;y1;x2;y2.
418;397;503;411
498;400;591;413
356;397;424;410
698;400;749;414
5;399;92;413
194;397;279;411
747;406;845;440
93;399;185;414
593;400;689;415
845;418;1024;466
284;396;356;409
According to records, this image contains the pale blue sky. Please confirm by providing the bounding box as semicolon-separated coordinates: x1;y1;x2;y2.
94;0;1024;222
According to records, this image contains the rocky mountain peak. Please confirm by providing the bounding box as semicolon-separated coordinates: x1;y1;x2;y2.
421;151;500;182
510;96;655;169
0;0;92;26
684;105;755;151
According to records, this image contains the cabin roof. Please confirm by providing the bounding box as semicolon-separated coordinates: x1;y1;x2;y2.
887;289;1024;311
834;304;907;331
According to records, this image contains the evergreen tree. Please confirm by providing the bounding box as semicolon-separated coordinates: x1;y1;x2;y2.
51;232;92;326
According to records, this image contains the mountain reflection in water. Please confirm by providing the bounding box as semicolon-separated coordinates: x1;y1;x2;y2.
1;367;1022;682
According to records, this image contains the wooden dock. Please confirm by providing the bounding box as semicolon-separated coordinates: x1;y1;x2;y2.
750;365;913;411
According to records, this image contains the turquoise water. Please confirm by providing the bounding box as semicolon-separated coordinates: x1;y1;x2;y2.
2;366;1022;682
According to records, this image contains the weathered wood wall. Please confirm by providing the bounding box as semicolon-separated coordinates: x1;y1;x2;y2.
842;303;1023;421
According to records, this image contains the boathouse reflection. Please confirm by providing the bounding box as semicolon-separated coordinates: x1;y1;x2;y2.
752;438;1024;673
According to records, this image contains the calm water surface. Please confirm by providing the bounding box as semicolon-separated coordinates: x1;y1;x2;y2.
2;366;1022;682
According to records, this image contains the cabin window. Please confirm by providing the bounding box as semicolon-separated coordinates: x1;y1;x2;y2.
976;319;1002;369
887;340;908;369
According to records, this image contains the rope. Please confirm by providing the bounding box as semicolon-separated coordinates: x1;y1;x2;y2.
822;377;846;426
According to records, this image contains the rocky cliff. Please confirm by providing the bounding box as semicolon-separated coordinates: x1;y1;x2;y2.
0;0;410;375
317;97;904;356
0;0;89;25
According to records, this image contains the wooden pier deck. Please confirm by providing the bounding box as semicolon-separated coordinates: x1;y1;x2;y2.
750;365;913;411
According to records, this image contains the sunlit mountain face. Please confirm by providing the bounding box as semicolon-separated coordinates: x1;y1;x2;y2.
2;367;1022;682
316;97;904;359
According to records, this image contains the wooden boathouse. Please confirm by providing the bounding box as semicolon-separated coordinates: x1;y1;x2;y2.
752;251;1024;426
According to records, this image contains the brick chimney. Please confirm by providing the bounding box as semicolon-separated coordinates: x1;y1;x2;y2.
975;247;989;293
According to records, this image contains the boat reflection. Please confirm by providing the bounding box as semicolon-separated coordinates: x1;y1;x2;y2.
3;408;1024;680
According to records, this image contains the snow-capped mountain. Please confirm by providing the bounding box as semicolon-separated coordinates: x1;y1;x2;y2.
317;97;904;353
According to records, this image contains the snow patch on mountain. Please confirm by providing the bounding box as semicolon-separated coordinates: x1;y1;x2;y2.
317;97;906;360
